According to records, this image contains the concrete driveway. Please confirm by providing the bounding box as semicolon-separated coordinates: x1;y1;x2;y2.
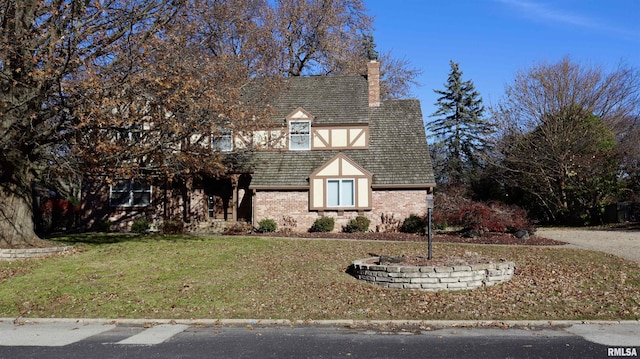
537;227;640;264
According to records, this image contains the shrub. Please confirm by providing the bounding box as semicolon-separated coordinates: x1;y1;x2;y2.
92;219;111;232
224;222;252;234
161;219;184;234
130;218;150;234
257;218;277;233
280;216;298;233
400;214;427;234
434;221;448;230
342;215;370;233
434;189;534;234
376;213;401;232
309;216;335;232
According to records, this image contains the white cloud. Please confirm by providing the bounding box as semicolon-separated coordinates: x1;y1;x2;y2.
498;0;591;27
496;0;638;41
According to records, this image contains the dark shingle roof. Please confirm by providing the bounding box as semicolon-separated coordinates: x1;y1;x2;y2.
240;74;435;188
272;76;370;124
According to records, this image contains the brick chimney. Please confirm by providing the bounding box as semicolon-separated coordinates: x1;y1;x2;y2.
367;60;380;107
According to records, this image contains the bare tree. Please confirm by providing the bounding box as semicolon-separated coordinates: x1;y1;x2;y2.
269;0;372;76
490;57;640;223
378;52;422;100
619;115;640;201
0;0;281;247
0;0;185;246
268;0;421;98
73;0;280;180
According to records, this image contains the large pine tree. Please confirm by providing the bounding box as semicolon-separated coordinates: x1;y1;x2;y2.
428;61;492;185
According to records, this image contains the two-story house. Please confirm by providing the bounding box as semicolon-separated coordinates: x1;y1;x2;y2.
83;61;435;232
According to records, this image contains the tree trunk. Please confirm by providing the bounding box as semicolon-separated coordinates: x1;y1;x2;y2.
0;184;40;248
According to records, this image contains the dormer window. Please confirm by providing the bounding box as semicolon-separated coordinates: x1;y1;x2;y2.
286;107;313;151
289;120;310;150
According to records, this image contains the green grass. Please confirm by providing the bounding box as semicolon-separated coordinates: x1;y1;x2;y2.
1;234;639;321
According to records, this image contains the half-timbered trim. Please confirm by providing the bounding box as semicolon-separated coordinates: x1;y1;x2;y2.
309;153;372;211
311;124;369;150
234;128;287;150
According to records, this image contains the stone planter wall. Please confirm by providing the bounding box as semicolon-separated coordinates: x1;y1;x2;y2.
0;246;73;260
349;257;515;291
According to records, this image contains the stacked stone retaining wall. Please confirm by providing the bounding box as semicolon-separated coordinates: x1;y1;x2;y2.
0;246;73;260
349;257;515;291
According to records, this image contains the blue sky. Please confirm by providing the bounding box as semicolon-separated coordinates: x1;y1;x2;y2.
366;0;640;132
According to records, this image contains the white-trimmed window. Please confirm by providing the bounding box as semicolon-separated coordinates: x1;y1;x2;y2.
212;129;233;152
289;121;310;150
110;180;152;207
115;125;143;142
327;179;355;207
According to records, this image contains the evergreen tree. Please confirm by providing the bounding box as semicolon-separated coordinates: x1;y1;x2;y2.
428;61;492;185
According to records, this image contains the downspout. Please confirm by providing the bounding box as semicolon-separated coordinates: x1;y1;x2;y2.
251;189;256;227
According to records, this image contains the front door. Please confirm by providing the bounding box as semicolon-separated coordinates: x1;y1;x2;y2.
236;174;252;222
205;178;233;221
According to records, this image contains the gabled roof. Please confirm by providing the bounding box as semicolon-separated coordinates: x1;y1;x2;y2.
241;73;435;188
272;76;370;125
310;152;372;178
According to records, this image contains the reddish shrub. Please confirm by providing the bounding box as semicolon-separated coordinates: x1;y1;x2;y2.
434;190;533;234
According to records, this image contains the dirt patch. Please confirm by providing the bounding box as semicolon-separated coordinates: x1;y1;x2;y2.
370;251;496;267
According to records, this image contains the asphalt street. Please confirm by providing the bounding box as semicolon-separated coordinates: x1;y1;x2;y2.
1;320;638;359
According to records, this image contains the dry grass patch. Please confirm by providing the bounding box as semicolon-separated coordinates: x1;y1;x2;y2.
0;235;638;321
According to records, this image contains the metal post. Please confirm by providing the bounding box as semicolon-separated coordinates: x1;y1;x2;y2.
427;207;433;260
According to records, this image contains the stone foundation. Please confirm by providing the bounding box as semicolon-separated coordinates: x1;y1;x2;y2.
349;257;515;291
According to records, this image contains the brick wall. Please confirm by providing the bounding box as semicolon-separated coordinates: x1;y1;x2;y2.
254;188;428;232
254;191;315;230
371;189;428;222
82;182;429;233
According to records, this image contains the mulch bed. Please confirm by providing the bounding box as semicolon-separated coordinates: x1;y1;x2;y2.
252;231;566;246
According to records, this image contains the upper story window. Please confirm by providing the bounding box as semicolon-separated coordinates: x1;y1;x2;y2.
289;120;310;150
115;125;143;143
110;180;152;207
113;121;153;144
212;129;233;152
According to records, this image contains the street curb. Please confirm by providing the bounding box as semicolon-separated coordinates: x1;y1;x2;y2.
2;318;639;328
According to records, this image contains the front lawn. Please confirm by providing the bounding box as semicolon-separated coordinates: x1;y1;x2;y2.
1;234;638;321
